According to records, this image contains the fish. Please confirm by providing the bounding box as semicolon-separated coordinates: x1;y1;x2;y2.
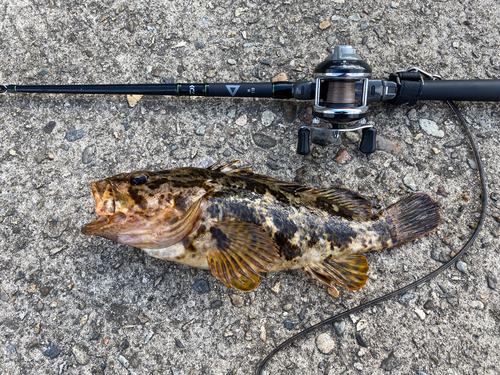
82;161;441;292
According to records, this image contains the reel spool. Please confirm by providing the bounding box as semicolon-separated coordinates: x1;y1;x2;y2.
297;45;377;155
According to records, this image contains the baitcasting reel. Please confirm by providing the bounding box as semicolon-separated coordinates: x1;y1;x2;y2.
296;45;395;155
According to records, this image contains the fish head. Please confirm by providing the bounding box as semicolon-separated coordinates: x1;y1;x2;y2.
82;170;205;248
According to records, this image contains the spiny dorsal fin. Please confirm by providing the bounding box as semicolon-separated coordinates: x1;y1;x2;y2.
208;160;254;176
205;220;279;292
303;254;369;291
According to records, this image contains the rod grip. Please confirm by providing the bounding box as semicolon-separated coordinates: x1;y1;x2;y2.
420;80;500;101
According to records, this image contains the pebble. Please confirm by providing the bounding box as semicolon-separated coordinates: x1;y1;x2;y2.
443;139;464;148
191;279;209;294
6;344;16;358
356;319;368;331
227;59;236;65
266;162;281;171
417;371;428;375
424;300;435;310
355;167;371;179
319;21;331;30
446;295;459;307
235;115;247;126
298;307;307;321
40;286;51;297
414;308;426;320
431;250;451;263
39;70;48;76
272;72;288;82
0;289;8;302
252;133;277;149
198;156;215;169
44;220;69;238
326;36;335;45
376;135;403;154
355;332;368;347
43;121;56;134
487;274;497;289
82;144;96;164
210;300;223;309
316;333;335;354
311;130;341;147
419;119;444;137
64;126;85;142
72;345;90;365
243;42;262;48
398;292;416;304
331;15;342;21
360;23;368;30
261;110;275;126
263;20;275;28
467;158;477;170
260;326;267;341
335;149;351;164
223;150;231;157
283;319;299;330
333;321;345;335
348;14;361;22
206;69;217;78
380;351;399;371
271;282;281;294
391;1;400;8
171;368;180;375
230;294;244;307
403;174;418;191
469;301;484;310
282;303;292;311
144;331;154;344
456;261;467;273
43;343;59;359
195;125;206;135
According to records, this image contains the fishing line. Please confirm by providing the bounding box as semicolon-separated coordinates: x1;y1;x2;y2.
255;100;487;374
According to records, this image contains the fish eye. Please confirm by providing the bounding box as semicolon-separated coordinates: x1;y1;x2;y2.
130;174;149;185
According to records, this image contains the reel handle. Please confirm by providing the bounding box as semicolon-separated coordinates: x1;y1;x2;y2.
296;125;377;156
360;127;377;154
297;127;310;155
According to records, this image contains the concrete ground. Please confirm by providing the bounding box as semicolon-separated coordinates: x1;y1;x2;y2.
0;0;499;374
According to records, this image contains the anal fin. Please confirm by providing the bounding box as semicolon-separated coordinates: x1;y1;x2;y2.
303;254;369;291
206;221;279;292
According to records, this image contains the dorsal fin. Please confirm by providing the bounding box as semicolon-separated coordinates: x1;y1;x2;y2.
208;162;373;219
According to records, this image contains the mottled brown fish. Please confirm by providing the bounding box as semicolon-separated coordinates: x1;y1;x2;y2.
82;161;440;292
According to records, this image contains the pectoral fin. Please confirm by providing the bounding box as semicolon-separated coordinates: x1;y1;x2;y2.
206;221;279;292
303;254;369;291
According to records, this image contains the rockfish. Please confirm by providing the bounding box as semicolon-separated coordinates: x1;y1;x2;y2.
82;162;440;292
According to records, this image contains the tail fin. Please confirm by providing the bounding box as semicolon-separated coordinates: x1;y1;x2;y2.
381;193;441;248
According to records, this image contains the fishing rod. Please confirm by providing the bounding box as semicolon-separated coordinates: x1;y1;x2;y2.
2;45;500;155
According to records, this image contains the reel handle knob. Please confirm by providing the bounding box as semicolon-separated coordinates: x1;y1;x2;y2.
297;127;310;155
360;127;377;154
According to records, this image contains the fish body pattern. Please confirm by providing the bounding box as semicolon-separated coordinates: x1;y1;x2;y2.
82;162;440;292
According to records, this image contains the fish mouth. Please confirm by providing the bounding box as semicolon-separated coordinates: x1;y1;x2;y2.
82;180;119;237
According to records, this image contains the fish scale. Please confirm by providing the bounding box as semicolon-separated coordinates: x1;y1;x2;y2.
82;161;441;293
